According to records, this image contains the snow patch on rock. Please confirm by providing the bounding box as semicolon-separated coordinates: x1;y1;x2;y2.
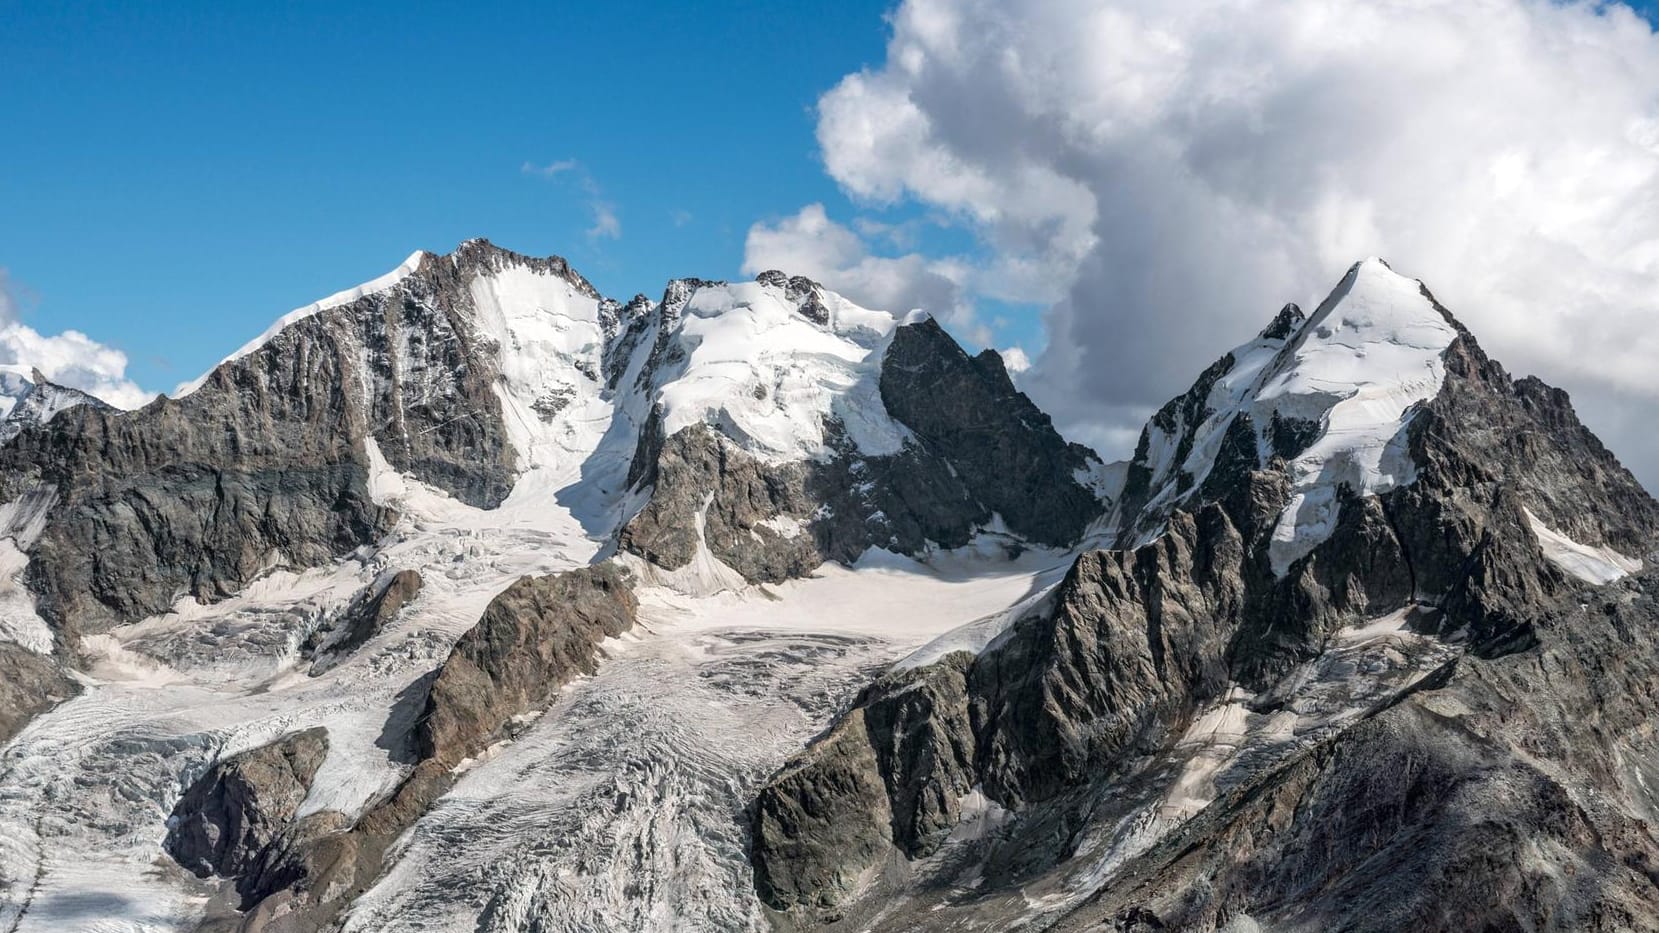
1120;260;1458;570
1260;259;1458;573
1525;507;1643;585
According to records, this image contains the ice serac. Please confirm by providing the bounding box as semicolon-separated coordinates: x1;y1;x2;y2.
303;569;423;675
751;259;1659;930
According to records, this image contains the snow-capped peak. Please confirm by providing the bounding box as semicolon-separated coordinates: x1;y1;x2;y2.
648;275;907;462
1256;257;1460;572
1121;258;1462;574
0;364;112;443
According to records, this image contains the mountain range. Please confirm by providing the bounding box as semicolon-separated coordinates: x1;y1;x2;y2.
0;240;1655;933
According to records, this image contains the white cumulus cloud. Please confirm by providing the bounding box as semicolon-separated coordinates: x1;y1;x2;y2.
742;203;994;343
0;270;154;410
810;0;1659;480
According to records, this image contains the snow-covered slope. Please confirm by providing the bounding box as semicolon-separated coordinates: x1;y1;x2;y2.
1118;258;1460;573
649;279;909;462
0;241;1097;932
8;243;1638;933
0;365;112;444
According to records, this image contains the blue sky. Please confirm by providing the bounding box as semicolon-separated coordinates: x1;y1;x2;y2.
3;0;1657;403
0;0;926;391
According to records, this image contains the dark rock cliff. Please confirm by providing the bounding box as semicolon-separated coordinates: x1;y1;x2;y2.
750;281;1659;924
1054;570;1659;932
619;315;1106;583
417;564;638;767
0;242;600;641
164;727;329;884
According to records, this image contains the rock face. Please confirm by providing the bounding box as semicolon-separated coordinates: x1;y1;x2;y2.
1054;572;1659;932
877;317;1103;546
0;642;78;745
619;315;1106;585
418;564;638;766
0;243;1106;652
751;259;1659;927
206;564;640;932
0;243;604;639
164;728;329;883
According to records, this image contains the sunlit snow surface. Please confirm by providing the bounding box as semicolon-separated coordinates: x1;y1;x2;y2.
0;256;1066;932
655;281;908;462
1525;507;1643;585
1127;258;1457;575
1258;260;1457;573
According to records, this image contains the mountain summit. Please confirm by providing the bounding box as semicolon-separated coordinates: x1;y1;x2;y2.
1;244;1656;933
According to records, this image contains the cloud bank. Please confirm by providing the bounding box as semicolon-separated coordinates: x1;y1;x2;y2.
780;0;1659;478
0;270;154;409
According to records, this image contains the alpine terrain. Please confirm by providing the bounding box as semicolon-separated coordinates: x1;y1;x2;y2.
1;241;1655;933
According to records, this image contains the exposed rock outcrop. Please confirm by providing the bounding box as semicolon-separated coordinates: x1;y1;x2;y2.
164;728;329;883
0;242;605;639
620;314;1107;585
304;569;423;674
751;261;1659;925
1054;570;1659;932
206;564;639;932
417;564;638;766
0;643;78;745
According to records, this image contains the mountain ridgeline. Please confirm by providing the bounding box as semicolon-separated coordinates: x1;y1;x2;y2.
1;244;1657;933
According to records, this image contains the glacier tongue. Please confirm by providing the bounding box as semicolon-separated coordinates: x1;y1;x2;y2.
337;552;1064;932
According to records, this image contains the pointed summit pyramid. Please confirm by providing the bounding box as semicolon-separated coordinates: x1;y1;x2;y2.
752;258;1659;929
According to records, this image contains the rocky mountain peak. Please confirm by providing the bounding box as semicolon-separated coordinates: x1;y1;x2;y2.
750;258;1659;928
439;237;601;299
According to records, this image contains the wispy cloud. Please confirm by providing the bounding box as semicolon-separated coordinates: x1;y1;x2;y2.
588;201;621;240
520;158;579;178
521;158;621;240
